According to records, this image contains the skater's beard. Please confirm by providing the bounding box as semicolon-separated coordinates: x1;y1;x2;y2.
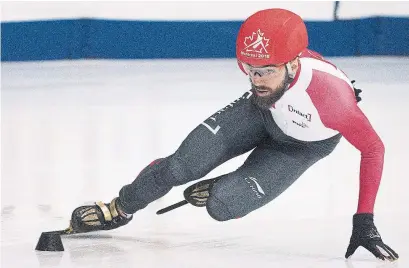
250;79;287;110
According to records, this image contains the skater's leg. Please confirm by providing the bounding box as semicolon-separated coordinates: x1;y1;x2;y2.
69;92;268;233
117;91;269;214
206;135;341;221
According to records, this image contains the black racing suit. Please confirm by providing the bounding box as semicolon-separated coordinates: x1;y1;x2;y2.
117;91;341;221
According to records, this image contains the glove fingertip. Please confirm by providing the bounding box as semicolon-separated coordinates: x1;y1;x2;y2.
377;256;386;261
345;245;358;259
345;250;354;259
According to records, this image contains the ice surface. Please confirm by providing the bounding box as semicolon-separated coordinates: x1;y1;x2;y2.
2;57;408;267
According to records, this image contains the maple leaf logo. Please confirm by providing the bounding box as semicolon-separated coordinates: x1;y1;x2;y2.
243;29;270;54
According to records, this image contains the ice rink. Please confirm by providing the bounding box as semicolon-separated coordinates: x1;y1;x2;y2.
1;57;408;267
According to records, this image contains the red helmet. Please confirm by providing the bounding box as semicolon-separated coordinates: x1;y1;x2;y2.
236;8;308;67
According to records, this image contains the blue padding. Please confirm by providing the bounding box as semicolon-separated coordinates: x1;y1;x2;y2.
306;20;357;57
376;17;409;55
1;17;408;61
1;19;85;61
88;20;242;59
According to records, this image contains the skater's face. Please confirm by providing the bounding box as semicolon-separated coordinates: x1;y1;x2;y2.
241;59;299;110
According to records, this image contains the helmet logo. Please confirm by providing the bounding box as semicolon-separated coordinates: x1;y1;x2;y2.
241;29;270;59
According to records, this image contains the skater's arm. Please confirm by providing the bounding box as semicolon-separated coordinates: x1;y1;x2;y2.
308;71;384;214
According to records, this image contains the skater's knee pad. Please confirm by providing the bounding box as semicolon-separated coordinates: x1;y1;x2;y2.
166;155;203;186
145;155;203;187
206;189;234;222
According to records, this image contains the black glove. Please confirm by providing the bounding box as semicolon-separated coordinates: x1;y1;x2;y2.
345;213;399;261
183;178;220;207
351;80;362;103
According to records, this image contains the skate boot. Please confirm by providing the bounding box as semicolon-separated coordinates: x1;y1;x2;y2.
69;197;132;234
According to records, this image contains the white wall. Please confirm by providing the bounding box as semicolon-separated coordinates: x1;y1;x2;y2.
1;1;409;22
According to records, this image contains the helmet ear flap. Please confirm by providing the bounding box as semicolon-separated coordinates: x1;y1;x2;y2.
237;60;248;75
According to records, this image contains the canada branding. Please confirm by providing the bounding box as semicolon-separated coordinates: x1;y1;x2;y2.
241;29;270;59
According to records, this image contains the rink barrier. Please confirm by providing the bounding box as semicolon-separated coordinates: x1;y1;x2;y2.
1;17;408;61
